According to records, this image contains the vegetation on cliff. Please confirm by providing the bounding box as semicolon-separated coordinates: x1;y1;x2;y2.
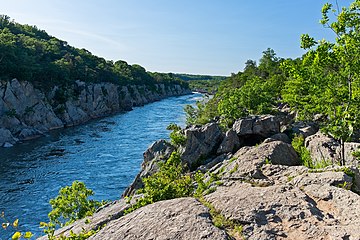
0;15;188;90
186;0;360;151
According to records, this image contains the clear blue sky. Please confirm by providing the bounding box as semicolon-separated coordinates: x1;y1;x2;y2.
1;0;353;76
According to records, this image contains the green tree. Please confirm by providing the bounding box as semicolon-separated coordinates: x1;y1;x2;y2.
282;0;360;165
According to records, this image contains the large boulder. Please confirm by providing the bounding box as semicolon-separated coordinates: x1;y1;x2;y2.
88;198;229;240
217;129;242;154
305;132;360;166
143;139;175;164
305;132;341;163
37;198;134;240
181;123;223;169
221;141;300;180
0;128;17;146
291;121;319;138
232;115;280;145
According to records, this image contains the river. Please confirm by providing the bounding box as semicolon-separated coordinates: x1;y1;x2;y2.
0;93;201;239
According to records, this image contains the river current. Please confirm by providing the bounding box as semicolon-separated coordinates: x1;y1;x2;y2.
0;93;201;239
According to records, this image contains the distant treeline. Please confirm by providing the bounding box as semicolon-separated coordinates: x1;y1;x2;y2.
0;15;188;90
174;74;227;82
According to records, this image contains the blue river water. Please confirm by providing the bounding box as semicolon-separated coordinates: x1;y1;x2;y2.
0;93;201;239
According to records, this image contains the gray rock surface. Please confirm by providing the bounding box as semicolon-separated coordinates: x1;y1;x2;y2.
305;132;360;166
37;199;132;240
181;123;223;169
0;128;17;146
205;180;360;240
232;115;280;138
88;198;229;240
263;133;291;144
291;121;319;138
217;129;241;154
222;141;300;180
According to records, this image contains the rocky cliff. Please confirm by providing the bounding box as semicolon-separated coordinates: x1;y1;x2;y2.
40;113;360;240
0;78;191;147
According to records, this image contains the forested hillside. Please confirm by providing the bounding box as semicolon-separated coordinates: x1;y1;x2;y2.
0;15;187;89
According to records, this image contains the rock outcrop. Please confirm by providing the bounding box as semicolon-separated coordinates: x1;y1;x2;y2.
305;132;360;166
38;113;360;240
88;198;229;240
180;122;224;169
0;79;191;147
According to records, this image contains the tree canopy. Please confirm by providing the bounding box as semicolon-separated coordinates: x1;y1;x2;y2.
0;15;187;90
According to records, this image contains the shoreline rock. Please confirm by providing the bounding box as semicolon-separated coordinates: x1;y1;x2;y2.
0;79;191;147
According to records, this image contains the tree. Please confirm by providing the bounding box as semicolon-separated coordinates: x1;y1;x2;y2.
282;0;360;165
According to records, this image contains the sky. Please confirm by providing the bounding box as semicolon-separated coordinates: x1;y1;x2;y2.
0;0;354;76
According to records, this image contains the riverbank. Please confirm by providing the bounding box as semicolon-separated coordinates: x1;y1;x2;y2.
42;113;360;240
0;94;200;239
0;78;191;147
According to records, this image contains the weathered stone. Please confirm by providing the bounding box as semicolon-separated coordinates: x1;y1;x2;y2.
305;132;341;163
222;141;300;180
292;121;319;138
2;142;13;148
205;181;360;240
291;171;353;188
0;79;190;146
232;117;254;135
88;198;229;240
263;133;291;144
261;164;308;185
344;142;360;166
143;139;175;164
305;132;360;166
217;129;242;154
17;127;43;140
232;115;280;138
197;153;230;173
0;128;17;146
181;123;223;169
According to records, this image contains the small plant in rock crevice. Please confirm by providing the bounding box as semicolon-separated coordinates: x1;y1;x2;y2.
166;123;186;147
291;134;313;168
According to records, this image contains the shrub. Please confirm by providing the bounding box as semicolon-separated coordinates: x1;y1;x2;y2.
125;152;193;214
291;134;313;168
41;181;103;239
166;123;186;147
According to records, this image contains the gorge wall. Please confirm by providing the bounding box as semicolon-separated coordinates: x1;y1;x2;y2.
0;79;191;147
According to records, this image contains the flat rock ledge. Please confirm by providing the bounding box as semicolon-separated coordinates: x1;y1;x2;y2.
88;198;229;240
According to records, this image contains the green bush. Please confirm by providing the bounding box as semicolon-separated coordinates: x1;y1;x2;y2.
167;123;186;147
125;152;193;214
291;134;313;168
41;181;103;239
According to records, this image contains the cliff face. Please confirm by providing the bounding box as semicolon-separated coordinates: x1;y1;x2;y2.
0;79;191;147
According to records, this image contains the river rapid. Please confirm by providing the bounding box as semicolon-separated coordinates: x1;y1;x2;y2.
0;93;201;239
